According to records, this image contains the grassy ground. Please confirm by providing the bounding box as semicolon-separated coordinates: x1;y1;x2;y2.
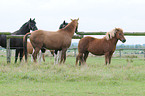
0;56;145;96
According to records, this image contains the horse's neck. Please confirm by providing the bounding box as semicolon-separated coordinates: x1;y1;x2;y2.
63;23;76;37
111;37;118;46
0;35;6;48
14;23;30;35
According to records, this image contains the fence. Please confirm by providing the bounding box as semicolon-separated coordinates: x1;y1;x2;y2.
67;47;145;58
116;48;145;58
0;31;145;63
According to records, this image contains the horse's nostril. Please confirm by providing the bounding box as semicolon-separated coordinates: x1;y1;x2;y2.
122;39;126;43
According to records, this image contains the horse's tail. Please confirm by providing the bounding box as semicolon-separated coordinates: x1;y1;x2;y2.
75;55;79;66
23;32;31;62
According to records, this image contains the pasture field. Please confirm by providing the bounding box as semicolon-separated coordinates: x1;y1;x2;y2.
0;56;145;96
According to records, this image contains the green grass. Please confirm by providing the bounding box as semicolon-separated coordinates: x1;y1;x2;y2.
0;56;145;96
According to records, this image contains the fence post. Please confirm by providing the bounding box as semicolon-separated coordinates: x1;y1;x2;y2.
74;48;76;57
6;38;11;63
144;50;145;59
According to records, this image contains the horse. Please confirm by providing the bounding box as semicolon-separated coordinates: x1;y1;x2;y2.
0;18;37;63
54;20;78;64
23;18;79;64
76;28;126;66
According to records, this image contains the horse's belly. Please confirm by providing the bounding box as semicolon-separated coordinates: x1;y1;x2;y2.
90;51;104;56
44;43;62;50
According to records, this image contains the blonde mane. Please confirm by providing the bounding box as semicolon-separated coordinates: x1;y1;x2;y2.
105;28;123;40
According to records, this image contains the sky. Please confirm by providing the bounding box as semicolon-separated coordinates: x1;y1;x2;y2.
0;0;145;45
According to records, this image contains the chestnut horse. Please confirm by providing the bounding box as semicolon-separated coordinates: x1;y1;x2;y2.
76;28;126;66
24;18;79;64
54;20;78;64
23;20;69;63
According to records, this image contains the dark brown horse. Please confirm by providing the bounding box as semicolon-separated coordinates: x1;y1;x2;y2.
76;28;126;66
24;18;79;64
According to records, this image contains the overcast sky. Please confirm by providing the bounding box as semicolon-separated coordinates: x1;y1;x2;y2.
0;0;145;45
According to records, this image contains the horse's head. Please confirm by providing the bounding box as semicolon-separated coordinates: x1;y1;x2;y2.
106;28;126;43
59;20;68;29
71;18;79;32
114;28;126;43
59;19;78;33
28;18;38;31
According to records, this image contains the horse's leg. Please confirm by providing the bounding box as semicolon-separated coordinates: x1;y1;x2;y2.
75;55;79;66
31;55;33;62
42;53;45;62
38;51;42;63
63;51;66;63
31;48;35;62
54;50;58;65
32;47;40;62
15;49;19;63
60;48;67;64
75;53;83;66
109;53;113;64
54;53;57;65
56;51;61;64
19;49;23;62
50;50;54;57
105;55;107;65
105;52;109;65
41;48;46;62
83;51;89;65
56;51;59;64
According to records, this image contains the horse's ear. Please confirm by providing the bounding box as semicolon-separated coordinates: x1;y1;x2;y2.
63;20;65;24
30;18;32;22
33;18;35;21
115;28;119;32
71;19;73;21
77;18;79;21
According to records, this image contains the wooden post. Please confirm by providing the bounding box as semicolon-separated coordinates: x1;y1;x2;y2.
6;38;11;63
74;48;76;57
144;50;145;59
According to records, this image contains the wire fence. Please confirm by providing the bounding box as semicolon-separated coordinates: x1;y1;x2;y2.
0;47;145;64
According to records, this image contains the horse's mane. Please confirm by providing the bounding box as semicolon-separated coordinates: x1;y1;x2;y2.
12;22;29;35
19;22;28;29
105;28;123;40
63;22;73;31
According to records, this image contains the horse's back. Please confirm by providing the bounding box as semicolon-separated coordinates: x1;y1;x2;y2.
30;30;71;50
78;36;95;53
78;36;107;55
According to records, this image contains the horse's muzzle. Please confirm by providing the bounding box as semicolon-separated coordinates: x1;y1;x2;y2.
32;27;38;31
122;39;126;43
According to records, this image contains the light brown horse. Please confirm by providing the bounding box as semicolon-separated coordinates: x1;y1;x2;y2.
24;18;79;64
76;28;126;66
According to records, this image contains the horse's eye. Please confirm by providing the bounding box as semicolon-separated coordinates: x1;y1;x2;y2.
119;33;121;35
